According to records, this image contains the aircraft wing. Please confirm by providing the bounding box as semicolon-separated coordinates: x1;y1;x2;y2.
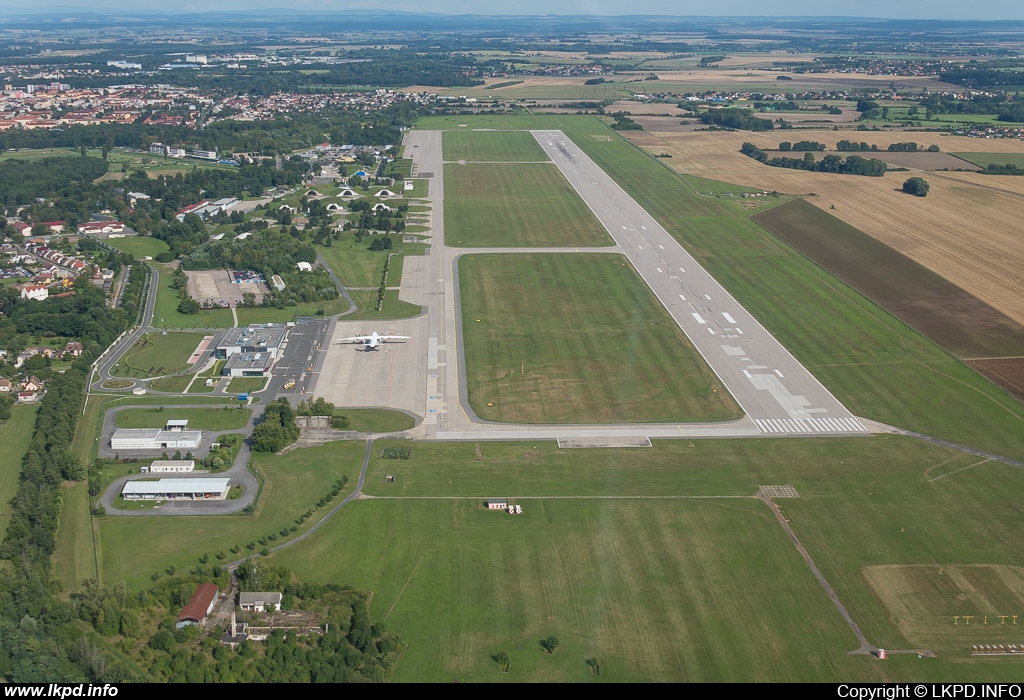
378;335;411;340
338;336;371;342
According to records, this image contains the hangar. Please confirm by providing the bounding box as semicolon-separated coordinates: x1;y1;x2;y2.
121;477;230;501
111;428;203;450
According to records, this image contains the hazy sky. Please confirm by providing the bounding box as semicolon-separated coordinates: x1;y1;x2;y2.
5;0;1022;21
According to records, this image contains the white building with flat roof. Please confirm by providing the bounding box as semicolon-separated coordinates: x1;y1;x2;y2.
111;428;202;451
121;478;229;501
147;460;195;473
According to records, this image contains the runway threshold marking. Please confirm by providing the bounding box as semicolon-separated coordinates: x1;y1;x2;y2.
691;313;706;324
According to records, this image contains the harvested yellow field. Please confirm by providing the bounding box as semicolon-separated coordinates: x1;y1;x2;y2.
625;128;1024;327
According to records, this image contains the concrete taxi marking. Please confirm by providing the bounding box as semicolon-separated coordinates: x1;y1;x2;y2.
775;369;785;378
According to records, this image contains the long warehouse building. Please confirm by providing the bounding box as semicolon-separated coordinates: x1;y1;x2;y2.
121;478;231;501
111;428;203;450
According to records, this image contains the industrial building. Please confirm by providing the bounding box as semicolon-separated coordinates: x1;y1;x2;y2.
110;427;203;450
222;352;274;378
121;477;230;501
215;325;286;360
238;592;283;612
144;460;196;473
177;583;219;628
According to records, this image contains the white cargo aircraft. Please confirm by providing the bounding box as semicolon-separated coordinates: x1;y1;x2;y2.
337;332;410;350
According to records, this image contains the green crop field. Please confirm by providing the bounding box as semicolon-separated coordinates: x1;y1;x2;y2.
459;254;740;423
953;152;1024;168
420;115;1024;459
262;434;1024;681
97;440;366;588
442;130;549;162
110;331;205;379
104;236;170;260
0;406;38;538
151;264;233;329
444;163;613;247
114;406;251;431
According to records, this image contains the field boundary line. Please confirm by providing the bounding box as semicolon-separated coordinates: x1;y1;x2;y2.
385;553;425;620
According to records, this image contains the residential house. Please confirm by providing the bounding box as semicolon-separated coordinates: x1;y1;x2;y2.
22;376;44;392
17;392;37;403
12;284;49;301
63;342;83;357
0;379;11;392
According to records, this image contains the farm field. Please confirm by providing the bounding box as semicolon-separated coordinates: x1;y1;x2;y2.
441;130;549;162
617;126;1024;327
0;406;38;538
114;406;251;431
458;254;740;423
110;331;205;379
97;440;366;588
103;236;170;259
151;264;233;329
267;432;1024;681
953;152;1024;168
751;199;1024;360
444;163;613;247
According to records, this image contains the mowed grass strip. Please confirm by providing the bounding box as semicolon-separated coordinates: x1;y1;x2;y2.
444;163;613;247
270;498;867;682
442;130;549;162
953;153;1024;168
459;254;740;423
114;406;251;431
0;406;38;538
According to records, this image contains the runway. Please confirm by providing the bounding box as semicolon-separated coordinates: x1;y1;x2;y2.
531;129;866;434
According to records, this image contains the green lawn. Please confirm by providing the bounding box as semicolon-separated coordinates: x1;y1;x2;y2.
226;377;266;393
952;152;1024;168
0;406;38;538
110;332;205;379
317;243;397;288
268;435;1024;681
337;409;417;433
345;290;422;320
148;373;194;393
97;440;366;588
444;163;613;247
235;298;351;326
114;406;251;431
151;264;234;329
442;130;550;162
459;254;740;423
104;236;170;260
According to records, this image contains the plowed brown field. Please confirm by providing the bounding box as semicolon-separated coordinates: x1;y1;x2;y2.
624;128;1024;326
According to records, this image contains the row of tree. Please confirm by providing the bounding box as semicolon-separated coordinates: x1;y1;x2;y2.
741;143;888;176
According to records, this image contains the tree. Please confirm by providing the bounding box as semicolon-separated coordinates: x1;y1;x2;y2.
177;297;200;314
540;635;559;653
902;177;930;197
495;651;510;671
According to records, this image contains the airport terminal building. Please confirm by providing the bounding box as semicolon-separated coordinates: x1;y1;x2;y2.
216;325;286;378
